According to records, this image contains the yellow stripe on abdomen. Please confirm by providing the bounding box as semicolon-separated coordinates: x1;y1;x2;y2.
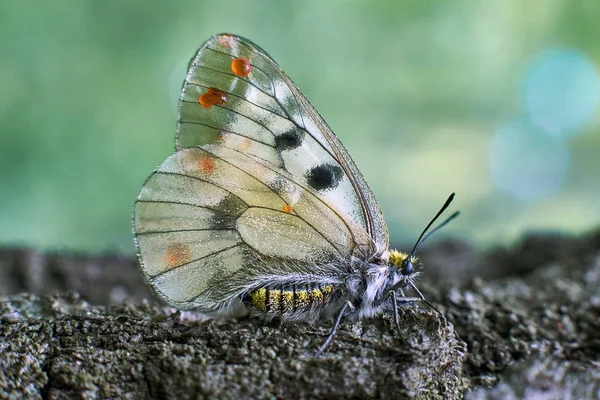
247;284;335;314
249;288;267;311
295;289;311;309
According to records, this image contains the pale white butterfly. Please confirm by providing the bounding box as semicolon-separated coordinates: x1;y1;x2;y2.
133;33;458;356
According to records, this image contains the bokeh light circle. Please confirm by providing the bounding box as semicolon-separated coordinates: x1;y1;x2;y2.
524;48;600;135
489;118;570;201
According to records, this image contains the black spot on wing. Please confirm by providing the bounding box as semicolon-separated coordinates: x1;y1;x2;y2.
215;194;248;216
306;164;343;191
274;127;305;151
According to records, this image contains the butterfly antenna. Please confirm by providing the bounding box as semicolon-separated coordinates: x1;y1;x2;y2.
409;193;459;258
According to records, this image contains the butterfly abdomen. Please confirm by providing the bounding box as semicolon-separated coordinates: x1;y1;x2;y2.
244;284;335;315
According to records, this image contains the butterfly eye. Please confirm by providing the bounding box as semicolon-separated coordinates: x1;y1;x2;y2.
402;260;414;276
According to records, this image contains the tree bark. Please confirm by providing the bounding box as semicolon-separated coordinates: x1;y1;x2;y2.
1;229;599;399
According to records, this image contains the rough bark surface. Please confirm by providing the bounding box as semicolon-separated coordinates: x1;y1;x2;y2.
1;229;599;399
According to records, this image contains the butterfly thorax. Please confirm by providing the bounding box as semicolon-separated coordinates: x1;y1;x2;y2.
348;252;419;320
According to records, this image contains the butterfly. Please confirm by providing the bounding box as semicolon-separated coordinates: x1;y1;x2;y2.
133;33;459;356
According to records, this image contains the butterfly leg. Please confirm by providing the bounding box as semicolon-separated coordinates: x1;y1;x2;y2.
390;290;401;333
407;280;442;315
314;300;353;358
389;291;421;334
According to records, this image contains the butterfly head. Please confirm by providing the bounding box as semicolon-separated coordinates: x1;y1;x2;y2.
388;250;419;278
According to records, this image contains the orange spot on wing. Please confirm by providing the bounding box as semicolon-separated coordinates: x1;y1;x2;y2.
166;242;191;268
199;157;215;174
199;88;227;109
231;57;252;77
241;137;253;151
282;204;293;214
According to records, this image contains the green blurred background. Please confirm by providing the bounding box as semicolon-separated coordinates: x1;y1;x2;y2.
1;1;599;254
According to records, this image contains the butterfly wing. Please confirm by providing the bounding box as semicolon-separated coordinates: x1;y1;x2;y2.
134;34;389;310
134;146;360;309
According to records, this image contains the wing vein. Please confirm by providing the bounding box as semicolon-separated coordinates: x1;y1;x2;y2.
149;243;242;279
136;199;241;217
136;228;235;236
181;98;280;139
177;120;276;148
155;171;251;205
183;82;288;122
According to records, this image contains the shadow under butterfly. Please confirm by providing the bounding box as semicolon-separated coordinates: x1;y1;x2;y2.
133;33;459;357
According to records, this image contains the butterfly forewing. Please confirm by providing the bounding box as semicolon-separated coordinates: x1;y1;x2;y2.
176;34;389;252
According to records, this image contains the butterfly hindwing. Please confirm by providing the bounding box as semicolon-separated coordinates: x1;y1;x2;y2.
134;147;360;308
